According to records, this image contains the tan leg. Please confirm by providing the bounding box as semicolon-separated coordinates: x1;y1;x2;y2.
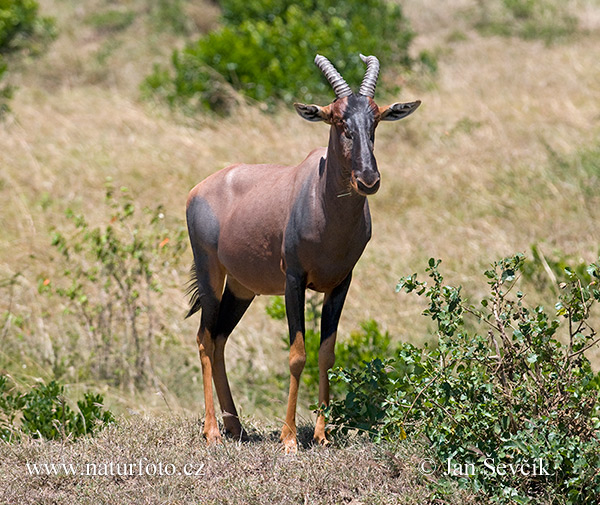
280;331;306;454
210;280;254;440
193;261;226;445
213;335;244;439
314;332;336;445
197;328;221;444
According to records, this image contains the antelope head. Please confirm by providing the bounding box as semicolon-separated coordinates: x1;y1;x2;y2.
295;54;421;196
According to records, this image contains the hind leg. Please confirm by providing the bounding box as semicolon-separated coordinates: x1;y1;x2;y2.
192;252;226;444
212;278;254;439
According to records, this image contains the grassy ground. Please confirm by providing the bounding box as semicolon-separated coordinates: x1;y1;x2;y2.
1;414;482;505
1;0;600;501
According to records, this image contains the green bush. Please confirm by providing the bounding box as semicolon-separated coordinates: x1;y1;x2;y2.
0;375;114;442
143;0;415;114
336;319;393;370
325;255;600;503
0;0;55;114
324;356;408;442
0;0;54;54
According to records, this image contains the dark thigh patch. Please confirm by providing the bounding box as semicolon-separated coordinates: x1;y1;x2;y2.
187;196;220;250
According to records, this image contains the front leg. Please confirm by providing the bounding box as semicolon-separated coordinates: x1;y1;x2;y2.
314;272;352;445
281;270;307;454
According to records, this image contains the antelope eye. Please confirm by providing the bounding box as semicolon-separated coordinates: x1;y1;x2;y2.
343;126;353;139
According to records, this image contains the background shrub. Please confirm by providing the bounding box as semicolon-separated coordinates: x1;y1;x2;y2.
39;180;188;392
143;0;415;114
0;375;114;442
0;0;55;115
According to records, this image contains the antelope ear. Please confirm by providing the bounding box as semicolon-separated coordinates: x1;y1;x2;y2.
294;103;332;123
380;100;421;121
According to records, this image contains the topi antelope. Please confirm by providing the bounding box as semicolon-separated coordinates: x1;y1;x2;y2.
186;54;420;453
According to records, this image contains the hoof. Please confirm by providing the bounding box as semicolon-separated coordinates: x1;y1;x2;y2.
314;416;331;446
280;424;298;454
282;436;298;455
204;428;223;446
223;415;247;442
225;427;249;442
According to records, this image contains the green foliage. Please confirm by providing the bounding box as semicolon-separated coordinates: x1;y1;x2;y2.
143;0;415;114
39;180;187;390
0;0;55;114
265;295;286;321
0;375;114;442
475;0;577;43
336;319;393;375
0;0;54;54
325;255;600;503
324;357;407;442
324;338;430;443
0;374;24;440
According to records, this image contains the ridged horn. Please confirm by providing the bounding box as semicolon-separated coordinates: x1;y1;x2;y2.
359;54;380;98
314;54;352;99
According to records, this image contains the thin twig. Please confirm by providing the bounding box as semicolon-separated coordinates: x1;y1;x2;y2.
568;333;600;360
401;370;443;424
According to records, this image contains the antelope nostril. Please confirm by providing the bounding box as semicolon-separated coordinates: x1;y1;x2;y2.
355;176;380;195
356;174;380;188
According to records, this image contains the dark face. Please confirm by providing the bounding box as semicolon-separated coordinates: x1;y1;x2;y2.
335;94;381;196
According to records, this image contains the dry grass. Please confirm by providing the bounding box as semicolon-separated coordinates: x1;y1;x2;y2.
0;415;477;505
1;0;600;422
